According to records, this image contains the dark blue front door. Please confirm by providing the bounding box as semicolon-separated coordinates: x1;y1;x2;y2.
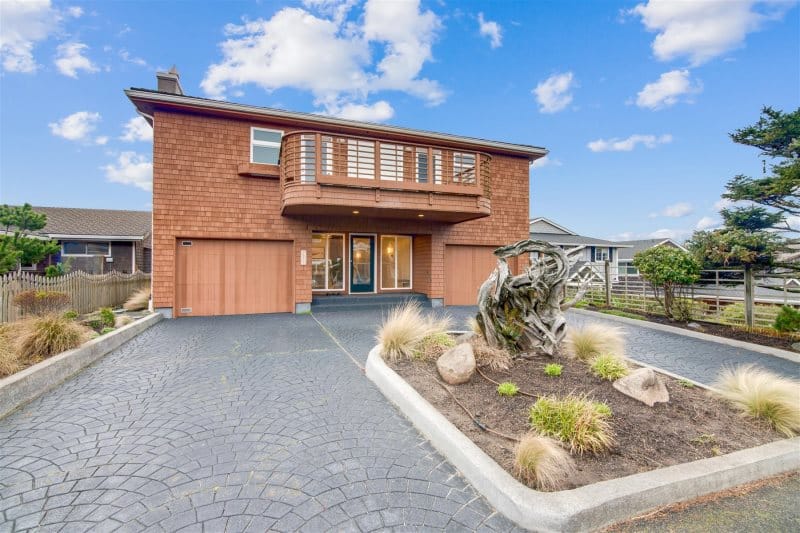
350;236;375;293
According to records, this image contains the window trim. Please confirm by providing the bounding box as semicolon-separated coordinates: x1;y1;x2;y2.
593;247;610;262
311;232;346;292
380;235;413;291
61;240;111;257
250;127;284;165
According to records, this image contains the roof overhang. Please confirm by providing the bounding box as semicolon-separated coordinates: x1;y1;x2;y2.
47;234;144;241
125;89;548;161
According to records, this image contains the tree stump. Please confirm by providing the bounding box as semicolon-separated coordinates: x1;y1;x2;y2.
476;239;588;356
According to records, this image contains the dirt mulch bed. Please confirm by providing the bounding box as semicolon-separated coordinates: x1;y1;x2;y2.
390;355;783;490
585;305;799;351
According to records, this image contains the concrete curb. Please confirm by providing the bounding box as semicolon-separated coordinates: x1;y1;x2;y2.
366;345;800;532
571;308;800;364
0;313;163;419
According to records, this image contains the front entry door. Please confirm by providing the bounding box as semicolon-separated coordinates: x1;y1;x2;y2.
350;235;375;293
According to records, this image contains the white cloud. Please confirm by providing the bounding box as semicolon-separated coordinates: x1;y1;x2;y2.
120;116;153;142
714;198;735;211
533;72;576;114
587;133;672;152
102;152;153;191
0;0;60;73
325;100;394;122
67;6;83;18
49;111;101;141
95;136;108;146
477;12;502;49
630;0;793;66
119;49;148;67
55;42;98;78
531;155;562;169
696;216;720;230
635;69;702;110
657;202;693;218
201;0;444;119
649;228;691;240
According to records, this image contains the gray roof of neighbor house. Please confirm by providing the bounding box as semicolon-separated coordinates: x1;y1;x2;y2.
29;207;151;240
528;218;628;248
615;239;685;261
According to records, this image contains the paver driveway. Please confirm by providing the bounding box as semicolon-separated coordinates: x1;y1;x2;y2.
0;315;519;532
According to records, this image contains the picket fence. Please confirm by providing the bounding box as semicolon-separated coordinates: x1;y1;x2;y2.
0;271;150;323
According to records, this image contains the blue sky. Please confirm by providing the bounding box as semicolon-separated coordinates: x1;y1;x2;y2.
0;0;797;241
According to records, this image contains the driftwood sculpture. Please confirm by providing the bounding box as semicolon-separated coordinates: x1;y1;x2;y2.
476;239;589;356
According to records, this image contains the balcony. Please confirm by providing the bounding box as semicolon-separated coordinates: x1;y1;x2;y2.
280;131;492;223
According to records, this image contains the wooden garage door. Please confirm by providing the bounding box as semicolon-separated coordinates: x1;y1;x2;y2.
444;245;499;306
175;239;293;316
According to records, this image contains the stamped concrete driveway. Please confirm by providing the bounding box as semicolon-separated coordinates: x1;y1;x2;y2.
0;315;520;532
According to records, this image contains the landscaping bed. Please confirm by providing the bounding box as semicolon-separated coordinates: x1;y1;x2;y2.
389;354;783;490
584;305;799;351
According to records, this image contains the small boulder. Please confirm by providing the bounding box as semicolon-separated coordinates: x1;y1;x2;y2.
613;368;669;407
454;331;476;344
437;343;476;385
792;342;800;353
686;322;706;332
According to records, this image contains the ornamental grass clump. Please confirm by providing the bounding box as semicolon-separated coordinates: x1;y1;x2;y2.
123;287;151;311
13;290;71;316
16;315;91;361
529;394;615;454
377;302;451;362
514;433;576;491
0;324;21;378
497;382;519;397
544;363;562;377
564;323;624;361
590;353;629;381
414;331;456;360
469;335;513;371
713;365;800;437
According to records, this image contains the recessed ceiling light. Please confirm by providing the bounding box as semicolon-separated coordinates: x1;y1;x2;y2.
418;213;424;218
352;210;360;214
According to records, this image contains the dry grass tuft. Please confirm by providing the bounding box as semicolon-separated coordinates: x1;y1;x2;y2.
514;433;576;491
17;315;92;361
529;394;615;454
469;335;513;371
414;331;456;361
467;317;483;336
123;287;151;311
713;365;800;437
377;302;451;362
564;323;625;361
0;324;22;378
115;315;134;328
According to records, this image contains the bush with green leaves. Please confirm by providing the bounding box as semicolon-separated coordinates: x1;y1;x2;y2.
13;290;71;316
62;310;78;320
774;306;800;332
544;363;562;377
497;382;519;397
99;308;116;328
632;246;700;320
590;353;629;381
529;394;615;454
101;327;115;335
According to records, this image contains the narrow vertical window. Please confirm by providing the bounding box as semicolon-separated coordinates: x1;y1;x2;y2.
381;235;412;289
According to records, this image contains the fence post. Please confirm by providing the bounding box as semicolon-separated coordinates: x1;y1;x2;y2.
604;260;611;307
744;265;754;327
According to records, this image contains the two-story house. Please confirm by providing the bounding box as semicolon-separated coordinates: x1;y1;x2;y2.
126;70;545;317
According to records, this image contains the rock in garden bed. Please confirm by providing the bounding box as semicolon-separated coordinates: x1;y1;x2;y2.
388;355;784;490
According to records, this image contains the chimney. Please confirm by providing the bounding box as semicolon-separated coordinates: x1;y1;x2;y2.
156;65;183;95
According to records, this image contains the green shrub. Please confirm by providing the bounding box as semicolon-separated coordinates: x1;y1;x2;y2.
594;402;612;416
17;315;90;360
544;363;562;377
414;331;456;360
774;306;800;332
98;307;115;328
713;365;800;437
13;290;71;316
497;382;519;397
678;378;695;388
100;327;115;335
62;310;78;320
529;395;615;454
590;353;629;381
514;433;575;491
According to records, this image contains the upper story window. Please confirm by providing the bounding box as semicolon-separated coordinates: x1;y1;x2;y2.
594;247;610;262
62;241;110;256
251;128;283;165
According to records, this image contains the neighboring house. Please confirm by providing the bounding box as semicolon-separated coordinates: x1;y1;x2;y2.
615;238;687;277
529;217;630;282
21;207;151;274
126;69;546;317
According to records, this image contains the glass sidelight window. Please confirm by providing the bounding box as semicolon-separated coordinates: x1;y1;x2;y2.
312;233;345;291
381;235;412;289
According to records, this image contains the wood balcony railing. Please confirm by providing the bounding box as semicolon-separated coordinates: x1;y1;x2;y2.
279;131;492;222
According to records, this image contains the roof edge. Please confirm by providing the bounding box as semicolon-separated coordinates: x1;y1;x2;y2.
125;89;548;160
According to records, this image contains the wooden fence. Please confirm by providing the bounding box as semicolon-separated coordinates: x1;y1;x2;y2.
0;271;151;323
